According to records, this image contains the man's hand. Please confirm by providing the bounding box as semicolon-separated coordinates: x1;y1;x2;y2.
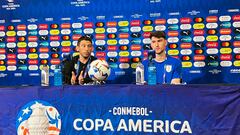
171;78;181;85
71;71;76;85
78;71;84;85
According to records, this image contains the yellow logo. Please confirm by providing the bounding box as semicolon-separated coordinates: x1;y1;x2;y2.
193;23;205;29
220;48;232;54
61;41;71;46
118;21;129;27
167;50;179;55
131;63;138;68
182;62;192;68
17;42;27;48
6;31;16;36
0;66;6;71
95;28;105;33
28;53;38;59
50;29;60;35
119;51;130;57
107;39;117;45
142;26;153;32
234;61;240;66
206;35;218;41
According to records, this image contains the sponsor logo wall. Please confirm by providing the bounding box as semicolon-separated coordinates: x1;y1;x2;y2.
0;0;239;85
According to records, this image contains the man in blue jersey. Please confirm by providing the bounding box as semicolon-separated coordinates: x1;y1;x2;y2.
143;31;182;84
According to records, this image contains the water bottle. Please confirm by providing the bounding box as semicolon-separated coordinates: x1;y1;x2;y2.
54;65;63;86
136;62;145;85
41;65;49;86
148;61;156;85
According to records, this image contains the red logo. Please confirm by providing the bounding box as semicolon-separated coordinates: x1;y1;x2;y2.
168;31;179;37
155;19;166;25
107;46;117;51
107;22;117;27
143;32;151;38
61;23;71;29
233;41;240;47
194;30;205;36
28;36;38;42
232;15;240;21
7;54;16;59
118;33;129;38
206;16;218;23
180;18;192;24
206;42;218;48
131;20;141;26
96;52;106;57
50;36;60;41
39;24;48;30
194;55;205;61
220;54;232;61
28;59;38;65
62;47;71;52
17;48;27;53
39;47;49;53
219;28;231;35
0;26;5;31
17;25;26;30
72;34;81;40
180;43;192;49
50;59;60;65
119;57;129;63
7;37;16;42
131;45;141;51
7;59;16;65
95;34;105;39
0;49;5;54
84;22;93;28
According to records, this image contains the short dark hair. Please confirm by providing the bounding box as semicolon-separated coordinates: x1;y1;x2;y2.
150;31;166;39
77;35;92;45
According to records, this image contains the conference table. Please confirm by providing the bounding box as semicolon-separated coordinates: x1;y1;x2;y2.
0;84;239;135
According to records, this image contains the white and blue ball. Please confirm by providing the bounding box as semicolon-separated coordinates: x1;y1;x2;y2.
88;59;111;81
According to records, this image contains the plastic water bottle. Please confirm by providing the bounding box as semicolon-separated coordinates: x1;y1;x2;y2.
54;65;62;86
41;65;49;86
136;62;144;85
148;61;156;85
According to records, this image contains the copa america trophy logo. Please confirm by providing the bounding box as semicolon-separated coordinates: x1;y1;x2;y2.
16;100;61;135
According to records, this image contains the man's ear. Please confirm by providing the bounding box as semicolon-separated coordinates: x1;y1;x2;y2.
76;45;79;51
164;39;167;46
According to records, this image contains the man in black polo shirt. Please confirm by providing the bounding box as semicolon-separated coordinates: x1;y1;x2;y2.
62;36;96;85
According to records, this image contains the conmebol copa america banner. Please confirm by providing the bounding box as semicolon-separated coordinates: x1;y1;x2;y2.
0;0;240;85
0;85;239;134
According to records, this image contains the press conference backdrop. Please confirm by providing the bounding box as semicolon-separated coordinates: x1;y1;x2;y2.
0;0;240;85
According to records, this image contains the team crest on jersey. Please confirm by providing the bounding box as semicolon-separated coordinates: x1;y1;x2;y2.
16;100;61;135
165;65;172;72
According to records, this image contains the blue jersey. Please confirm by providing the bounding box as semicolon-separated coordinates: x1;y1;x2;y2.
142;56;182;84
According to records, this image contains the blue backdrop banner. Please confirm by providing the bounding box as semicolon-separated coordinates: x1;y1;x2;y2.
0;0;240;85
0;85;239;134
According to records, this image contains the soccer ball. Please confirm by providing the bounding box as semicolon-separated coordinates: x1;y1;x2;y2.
88;59;111;81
